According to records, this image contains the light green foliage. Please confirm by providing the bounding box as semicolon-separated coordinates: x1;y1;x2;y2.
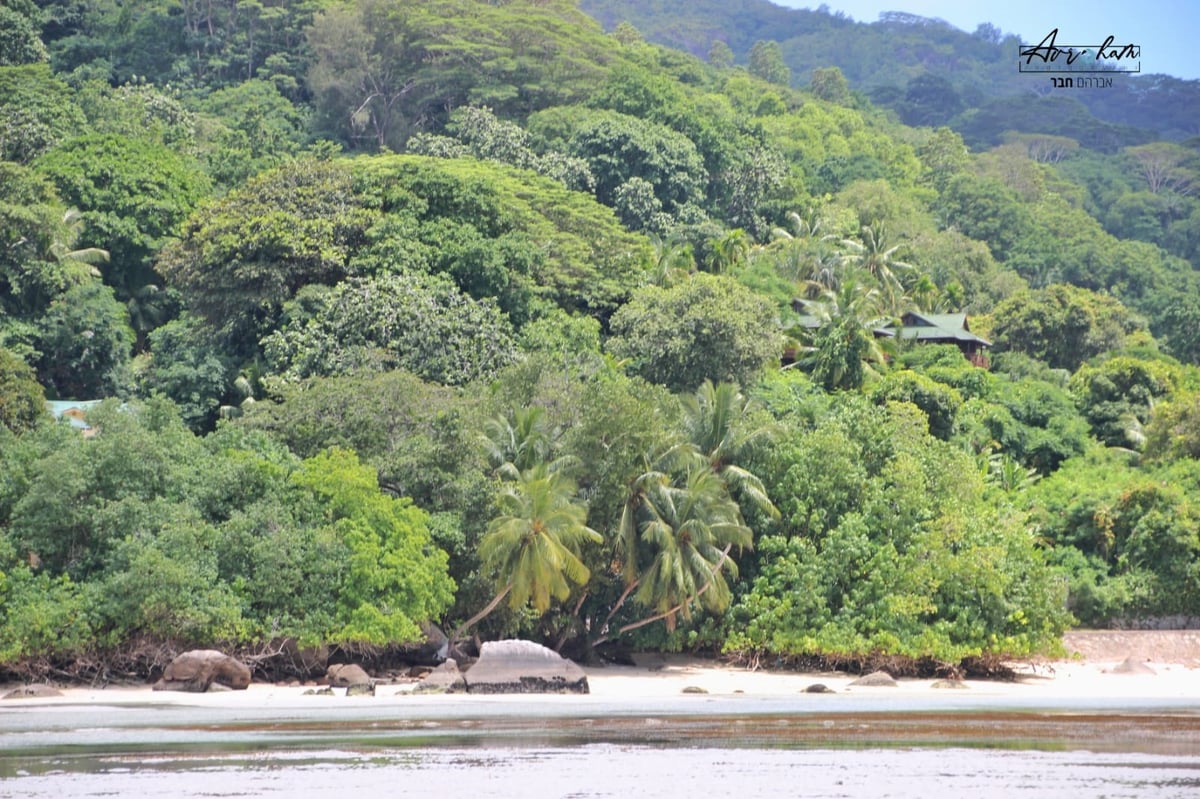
0;563;91;666
77;82;197;148
235;369;486;518
1029;450;1200;624
0;400;457;662
351;155;647;320
725;395;1069;661
479;466;600;613
797;280;893;392
1145;391;1200;463
262;272;518;386
517;310;601;359
292;448;455;644
869;370;962;440
747;40;789;86
607;273;782;393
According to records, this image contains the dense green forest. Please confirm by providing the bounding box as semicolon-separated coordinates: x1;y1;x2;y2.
1;0;1199;681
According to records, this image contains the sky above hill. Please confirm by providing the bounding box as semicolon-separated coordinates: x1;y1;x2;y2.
775;0;1198;80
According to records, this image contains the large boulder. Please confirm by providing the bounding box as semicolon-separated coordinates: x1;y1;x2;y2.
415;658;467;694
153;650;252;692
327;663;372;688
463;640;589;694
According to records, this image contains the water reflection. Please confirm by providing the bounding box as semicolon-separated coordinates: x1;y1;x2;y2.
2;699;1199;798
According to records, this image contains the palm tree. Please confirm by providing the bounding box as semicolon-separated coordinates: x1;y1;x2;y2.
798;279;894;391
706;228;751;274
449;466;601;647
481;406;557;480
597;465;751;641
679;380;779;520
839;224;912;314
645;234;695;287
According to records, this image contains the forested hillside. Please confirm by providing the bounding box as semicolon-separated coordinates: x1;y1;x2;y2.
1;0;1198;682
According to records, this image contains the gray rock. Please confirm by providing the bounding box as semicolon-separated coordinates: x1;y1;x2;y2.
327;663;372;687
803;683;835;694
153;650;252;693
415;659;467;694
346;682;375;696
304;687;335;696
847;671;898;688
930;679;969;690
463;640;589;694
681;685;708;694
1109;656;1156;675
3;684;63;699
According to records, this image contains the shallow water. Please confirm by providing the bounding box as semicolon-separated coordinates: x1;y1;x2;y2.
2;695;1199;798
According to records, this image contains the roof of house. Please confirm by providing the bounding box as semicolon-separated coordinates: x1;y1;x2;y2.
46;400;102;430
790;308;990;347
888;312;991;347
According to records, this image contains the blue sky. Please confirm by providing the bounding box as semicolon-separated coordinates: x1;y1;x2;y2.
773;0;1199;80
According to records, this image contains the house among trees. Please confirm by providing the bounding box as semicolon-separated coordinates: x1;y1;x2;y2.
885;311;991;367
789;303;991;367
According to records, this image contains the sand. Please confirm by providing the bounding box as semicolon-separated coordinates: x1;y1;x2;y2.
1;630;1196;708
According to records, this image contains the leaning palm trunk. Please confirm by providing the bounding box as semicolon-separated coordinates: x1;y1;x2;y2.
590;543;732;648
445;583;513;658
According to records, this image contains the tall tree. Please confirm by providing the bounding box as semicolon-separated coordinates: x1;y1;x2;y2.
451;467;600;645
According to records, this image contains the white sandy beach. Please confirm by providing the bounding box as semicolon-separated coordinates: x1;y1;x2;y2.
3;646;1197;708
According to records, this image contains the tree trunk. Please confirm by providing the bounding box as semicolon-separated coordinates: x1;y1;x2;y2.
446;583;512;658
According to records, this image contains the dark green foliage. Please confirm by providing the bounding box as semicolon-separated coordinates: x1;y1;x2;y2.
0;4;48;66
157;157;378;347
35;280;134;399
607;274;781;393
0;348;46;434
0;64;85;164
0;399;456;657
1069;355;1179;449
990;285;1143;372
35;134;212;307
307;0;620;150
566;109;707;223
138;314;236;432
235;370;486;517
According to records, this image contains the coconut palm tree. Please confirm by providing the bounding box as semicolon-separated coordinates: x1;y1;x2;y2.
597;465;750;641
839;224;912;314
678;380;779;521
799;279;894;392
481;406;555;480
645;234;695;287
449;466;600;647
